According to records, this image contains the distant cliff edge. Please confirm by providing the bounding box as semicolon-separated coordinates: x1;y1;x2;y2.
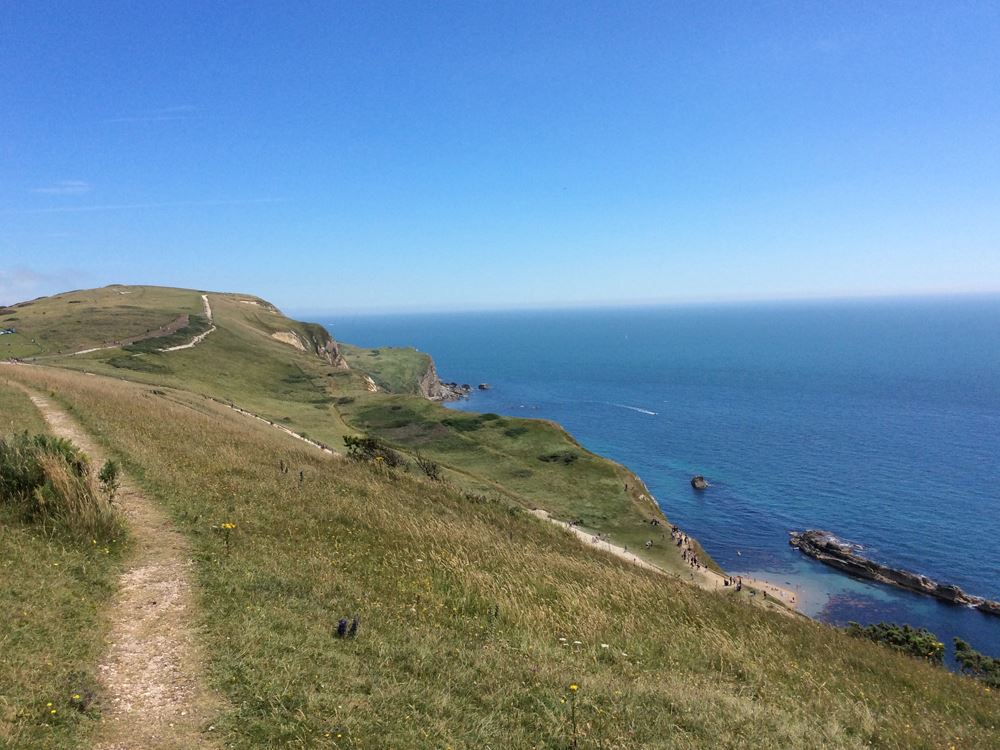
419;358;472;402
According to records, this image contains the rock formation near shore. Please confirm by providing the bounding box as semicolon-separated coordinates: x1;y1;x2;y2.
418;359;472;402
789;530;1000;617
300;323;348;368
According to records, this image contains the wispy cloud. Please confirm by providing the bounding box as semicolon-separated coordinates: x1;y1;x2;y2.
104;104;200;124
0;265;84;304
30;180;91;195
3;197;286;215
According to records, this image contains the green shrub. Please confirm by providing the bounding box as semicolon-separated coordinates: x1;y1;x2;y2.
415;452;442;481
98;459;122;500
107;355;169;373
504;425;529;438
0;433;124;541
343;434;407;469
954;638;1000;687
845;622;944;663
538;451;579;465
442;417;482;432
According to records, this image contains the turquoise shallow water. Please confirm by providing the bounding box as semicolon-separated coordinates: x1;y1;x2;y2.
318;295;1000;661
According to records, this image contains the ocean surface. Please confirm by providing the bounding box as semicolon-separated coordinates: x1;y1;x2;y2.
318;296;1000;661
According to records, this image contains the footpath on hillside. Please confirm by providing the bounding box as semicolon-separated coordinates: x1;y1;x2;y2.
23;390;220;750
161;294;216;352
530;508;800;614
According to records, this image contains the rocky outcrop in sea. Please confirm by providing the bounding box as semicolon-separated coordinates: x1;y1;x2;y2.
789;529;1000;618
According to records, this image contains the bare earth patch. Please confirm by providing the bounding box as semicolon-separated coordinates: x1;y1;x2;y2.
26;391;221;749
270;330;306;351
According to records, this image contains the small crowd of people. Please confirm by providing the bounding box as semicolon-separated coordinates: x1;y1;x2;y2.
669;524;707;571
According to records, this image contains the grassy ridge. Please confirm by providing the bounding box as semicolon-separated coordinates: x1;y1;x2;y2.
6;365;997;749
0;381;126;750
0;285;204;359
34;286;702;573
49;293;361;448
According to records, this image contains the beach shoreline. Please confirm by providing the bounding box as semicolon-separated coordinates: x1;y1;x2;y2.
530;508;802;615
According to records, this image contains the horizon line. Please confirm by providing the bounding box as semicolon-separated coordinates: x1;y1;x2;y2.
289;288;1000;318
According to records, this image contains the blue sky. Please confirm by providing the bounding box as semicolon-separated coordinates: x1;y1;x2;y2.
2;1;998;313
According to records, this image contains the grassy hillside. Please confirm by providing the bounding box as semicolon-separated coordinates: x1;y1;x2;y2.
3;285;998;748
0;383;126;749
340;343;434;395
0;285;205;359
15;286;704;576
3;364;996;749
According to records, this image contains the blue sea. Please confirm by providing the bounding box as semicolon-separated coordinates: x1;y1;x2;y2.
318;295;1000;661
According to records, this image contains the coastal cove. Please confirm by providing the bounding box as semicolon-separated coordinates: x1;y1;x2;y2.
321;295;1000;662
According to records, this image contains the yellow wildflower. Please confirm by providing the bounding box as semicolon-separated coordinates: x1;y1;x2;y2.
569;684;579;692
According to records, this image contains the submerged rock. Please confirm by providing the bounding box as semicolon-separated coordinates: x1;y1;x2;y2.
789;529;1000;618
690;475;709;490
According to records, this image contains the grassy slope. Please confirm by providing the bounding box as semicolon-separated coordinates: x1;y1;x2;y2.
333;391;705;575
339;343;433;394
0;285;204;359
49;292;360;448
5;364;997;749
0;381;126;750
31;285;704;575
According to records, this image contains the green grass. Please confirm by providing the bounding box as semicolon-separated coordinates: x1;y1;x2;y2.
335;393;704;576
5;285;999;748
48;293;361;449
340;343;434;395
6;365;997;750
0;285;204;359
123;313;212;352
0;381;126;749
37;288;680;574
0;377;48;435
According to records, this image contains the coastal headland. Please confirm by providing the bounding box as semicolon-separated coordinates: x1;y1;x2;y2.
2;284;997;748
